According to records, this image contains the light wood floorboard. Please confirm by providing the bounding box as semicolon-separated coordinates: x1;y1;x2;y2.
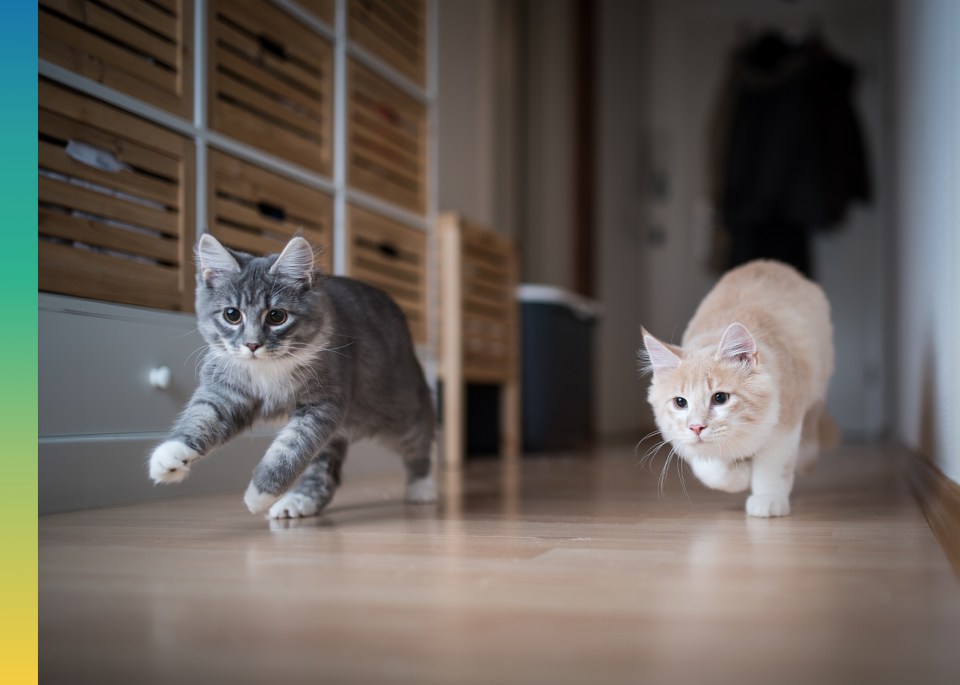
39;443;960;685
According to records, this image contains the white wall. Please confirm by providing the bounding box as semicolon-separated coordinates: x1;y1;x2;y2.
894;0;960;483
437;0;523;238
521;0;576;289
593;0;649;437
436;0;498;228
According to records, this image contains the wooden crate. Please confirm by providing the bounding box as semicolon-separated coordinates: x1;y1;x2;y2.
39;0;194;118
209;0;333;175
38;80;195;312
298;0;335;24
348;60;427;214
346;205;427;345
438;213;520;466
349;0;426;86
208;150;333;270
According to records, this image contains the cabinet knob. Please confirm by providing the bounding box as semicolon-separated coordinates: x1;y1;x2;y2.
149;366;172;390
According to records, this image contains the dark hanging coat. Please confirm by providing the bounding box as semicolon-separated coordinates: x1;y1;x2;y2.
712;31;871;277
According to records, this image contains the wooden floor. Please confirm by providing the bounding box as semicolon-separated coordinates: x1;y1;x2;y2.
40;443;960;685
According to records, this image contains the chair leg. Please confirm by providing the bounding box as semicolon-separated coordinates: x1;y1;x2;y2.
500;380;520;460
443;379;465;469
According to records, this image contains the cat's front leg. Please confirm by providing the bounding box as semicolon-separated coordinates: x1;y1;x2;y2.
243;405;342;514
746;424;801;518
149;386;255;484
688;457;751;493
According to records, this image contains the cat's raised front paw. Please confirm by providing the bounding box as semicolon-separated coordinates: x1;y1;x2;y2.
746;493;791;518
268;492;320;519
149;441;199;484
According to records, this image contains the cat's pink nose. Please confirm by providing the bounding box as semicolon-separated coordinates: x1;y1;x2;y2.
246;343;262;352
689;424;706;436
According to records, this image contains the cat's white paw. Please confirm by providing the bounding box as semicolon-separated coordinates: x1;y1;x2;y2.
149;441;199;484
746;493;791;518
268;492;319;519
243;482;279;514
405;475;437;504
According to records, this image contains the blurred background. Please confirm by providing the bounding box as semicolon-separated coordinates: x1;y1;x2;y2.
437;0;958;484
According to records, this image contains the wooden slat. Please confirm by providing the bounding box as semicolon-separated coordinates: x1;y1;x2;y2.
217;70;322;135
353;257;422;296
463;274;511;301
40;80;186;158
211;224;288;257
462;284;511;313
349;164;421;213
39;111;181;183
214;21;325;96
348;60;426;212
350;21;421;80
39;140;179;208
214;197;323;239
351;246;421;280
39;208;179;263
209;151;332;267
215;46;323;115
40;11;176;93
148;0;178;14
351;131;421;186
356;0;422;52
211;224;333;272
351;107;420;155
346;204;426;344
215;101;328;173
349;0;425;85
97;0;179;41
297;0;334;23
217;0;325;65
351;64;423;118
41;0;179;67
39;241;182;310
40;176;178;236
210;1;332;172
209;150;332;232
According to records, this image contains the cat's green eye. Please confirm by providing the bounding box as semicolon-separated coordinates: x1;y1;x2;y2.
223;308;242;324
266;309;288;326
713;392;729;405
674;397;687;409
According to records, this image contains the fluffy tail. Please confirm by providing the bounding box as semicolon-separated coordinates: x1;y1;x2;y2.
818;412;841;452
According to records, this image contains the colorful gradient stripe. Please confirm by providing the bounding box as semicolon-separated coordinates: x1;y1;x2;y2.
4;3;38;684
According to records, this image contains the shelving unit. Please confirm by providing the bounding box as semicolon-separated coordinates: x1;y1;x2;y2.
37;0;439;512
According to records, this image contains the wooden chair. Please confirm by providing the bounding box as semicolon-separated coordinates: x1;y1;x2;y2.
438;213;521;468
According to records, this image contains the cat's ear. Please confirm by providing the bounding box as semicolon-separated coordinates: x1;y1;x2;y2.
717;322;758;366
641;328;682;374
197;234;239;285
271;236;314;285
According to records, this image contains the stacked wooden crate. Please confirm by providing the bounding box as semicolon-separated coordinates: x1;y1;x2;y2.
38;0;433;347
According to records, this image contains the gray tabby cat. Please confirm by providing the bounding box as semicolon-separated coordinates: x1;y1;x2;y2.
148;234;437;519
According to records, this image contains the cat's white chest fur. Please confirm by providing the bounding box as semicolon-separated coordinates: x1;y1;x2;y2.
241;358;303;416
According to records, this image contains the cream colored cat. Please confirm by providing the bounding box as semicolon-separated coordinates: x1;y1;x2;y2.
641;260;836;517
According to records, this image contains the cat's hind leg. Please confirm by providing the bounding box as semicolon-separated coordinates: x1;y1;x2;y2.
268;438;346;520
688;457;751;493
388;418;437;505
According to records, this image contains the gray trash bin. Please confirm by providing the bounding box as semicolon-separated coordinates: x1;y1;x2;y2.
518;285;600;452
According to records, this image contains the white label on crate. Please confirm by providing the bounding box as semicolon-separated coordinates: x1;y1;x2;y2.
66;140;132;174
